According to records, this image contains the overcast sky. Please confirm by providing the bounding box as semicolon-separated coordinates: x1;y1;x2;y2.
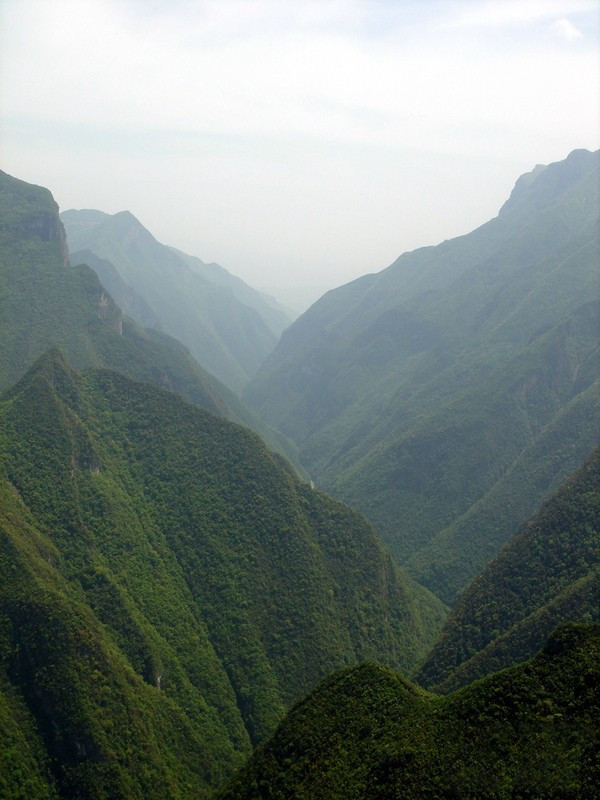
1;0;599;303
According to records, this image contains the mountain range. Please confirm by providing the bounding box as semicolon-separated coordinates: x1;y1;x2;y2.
1;150;598;798
220;443;599;797
221;623;600;799
0;350;444;798
61;208;292;393
244;148;600;603
0;170;301;470
0;169;446;797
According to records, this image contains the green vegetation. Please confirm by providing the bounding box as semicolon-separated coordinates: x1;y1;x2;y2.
69;247;163;330
0;351;444;797
0;477;227;799
244;149;600;602
0;168;302;470
416;447;600;691
3;159;597;798
61;208;291;392
170;246;293;336
221;623;600;799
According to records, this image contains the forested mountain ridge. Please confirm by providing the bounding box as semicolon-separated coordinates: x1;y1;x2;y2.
416;446;600;692
244;148;600;602
60;208;292;392
2;155;597;798
0;350;445;798
0;169;302;470
221;623;600;799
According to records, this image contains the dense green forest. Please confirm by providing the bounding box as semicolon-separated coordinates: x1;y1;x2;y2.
0;169;301;469
0;351;444;798
222;623;600;799
417;446;600;691
244;149;600;602
0;475;223;800
61;208;291;392
1;155;598;798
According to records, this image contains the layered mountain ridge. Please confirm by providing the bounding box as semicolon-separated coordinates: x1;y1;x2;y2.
0;169;301;470
0;350;444;798
221;623;600;799
1;151;598;798
244;148;600;602
61;208;292;392
417;446;600;692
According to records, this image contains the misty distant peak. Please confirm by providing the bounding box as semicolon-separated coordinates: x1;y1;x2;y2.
499;148;598;215
111;209;143;226
60;207;110;227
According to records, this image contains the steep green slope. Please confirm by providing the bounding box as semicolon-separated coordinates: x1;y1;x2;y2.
0;170;224;413
416;447;600;692
0;169;302;471
61;208;288;391
221;623;600;799
0;351;445;797
403;375;600;601
0;478;234;799
244;149;600;602
170;246;294;335
69;247;163;330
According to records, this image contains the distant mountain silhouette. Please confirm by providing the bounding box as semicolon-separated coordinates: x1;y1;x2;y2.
61;208;292;392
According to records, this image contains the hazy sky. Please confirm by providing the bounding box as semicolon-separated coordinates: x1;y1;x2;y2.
1;0;599;301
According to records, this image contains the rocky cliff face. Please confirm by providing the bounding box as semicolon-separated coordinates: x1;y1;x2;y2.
29;213;69;267
0;170;70;267
97;289;123;333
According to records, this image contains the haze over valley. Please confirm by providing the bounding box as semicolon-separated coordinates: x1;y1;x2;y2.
1;143;598;798
2;0;599;302
1;2;599;798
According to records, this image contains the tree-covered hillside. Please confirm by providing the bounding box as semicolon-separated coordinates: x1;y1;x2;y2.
0;169;302;470
0;475;224;800
244;149;600;602
0;351;445;798
416;447;600;692
221;623;600;799
61;208;291;392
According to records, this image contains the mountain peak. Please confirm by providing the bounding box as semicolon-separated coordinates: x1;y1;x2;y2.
5;347;77;400
2;349;89;444
499;148;598;215
244;148;600;603
111;209;143;226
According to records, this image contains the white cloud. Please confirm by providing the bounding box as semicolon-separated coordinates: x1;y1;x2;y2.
2;0;593;149
551;17;584;41
443;0;595;29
